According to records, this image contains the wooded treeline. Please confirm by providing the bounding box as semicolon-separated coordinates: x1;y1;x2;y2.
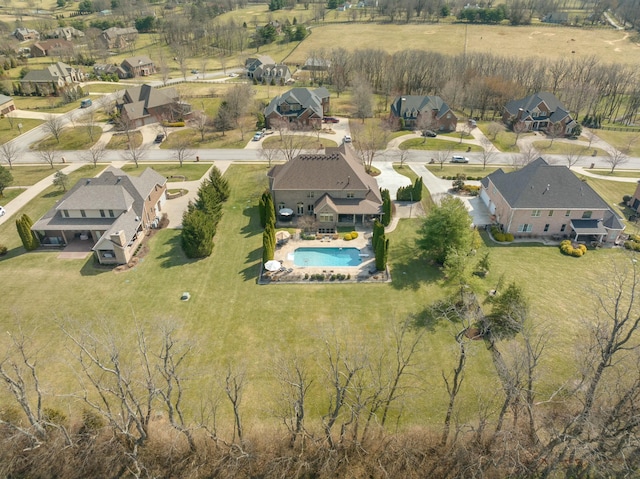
308;47;640;125
3;256;640;478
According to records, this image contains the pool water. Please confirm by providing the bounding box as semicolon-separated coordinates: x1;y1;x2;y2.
294;247;362;267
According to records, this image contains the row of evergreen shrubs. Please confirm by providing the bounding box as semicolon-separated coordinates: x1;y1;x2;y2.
344;231;359;241
163;121;186;127
624;234;640;252
560;240;587;257
396;177;423;202
181;166;229;258
442;175;484;181
490;226;514;242
305;273;351;281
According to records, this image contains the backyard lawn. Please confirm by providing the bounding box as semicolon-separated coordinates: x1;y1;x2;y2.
121;163;213;181
0;163;635;430
399;138;483;152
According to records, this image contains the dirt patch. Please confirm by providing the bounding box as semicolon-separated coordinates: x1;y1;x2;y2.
464;327;484;340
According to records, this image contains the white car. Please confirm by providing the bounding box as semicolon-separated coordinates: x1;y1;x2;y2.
451;155;469;164
252;132;264;141
343;135;352;143
0;206;5;216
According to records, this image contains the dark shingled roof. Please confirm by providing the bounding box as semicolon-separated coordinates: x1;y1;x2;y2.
484;158;610;210
504;92;567;117
390;95;453;120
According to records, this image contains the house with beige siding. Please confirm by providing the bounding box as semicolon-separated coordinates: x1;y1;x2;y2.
264;87;329;129
480;158;624;243
32;167;167;265
268;144;382;233
503;92;577;136
390;95;457;132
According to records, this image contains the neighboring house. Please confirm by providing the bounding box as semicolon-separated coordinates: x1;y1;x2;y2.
47;26;85;40
245;55;275;78
93;63;127;79
503;91;577;136
542;12;569;23
480;158;624;243
390;95;457;132
19;62;84;96
121;55;156;78
253;63;292;84
268;144;383;232
32;166;167;265
30;39;75;58
100;26;138;49
14;27;39;41
0;95;16;115
303;57;331;71
116;84;191;128
627;182;640;213
264;87;330;129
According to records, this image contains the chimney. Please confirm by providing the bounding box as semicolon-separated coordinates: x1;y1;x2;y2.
517;107;524;121
110;230;126;247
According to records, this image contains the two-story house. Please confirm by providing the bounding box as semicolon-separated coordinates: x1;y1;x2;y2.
268;144;383;233
390;95;458;132
32;167;167;265
253;63;292;84
120;55;156;78
503;92;577;136
116;84;191;128
480;158;624;243
264;87;330;129
100;26;138;49
19;62;84;96
30;39;75;58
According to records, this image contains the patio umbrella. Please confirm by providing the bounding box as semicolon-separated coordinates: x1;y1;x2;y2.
264;260;282;272
276;230;291;242
279;208;294;217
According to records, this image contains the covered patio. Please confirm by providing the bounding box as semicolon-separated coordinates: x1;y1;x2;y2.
570;219;607;243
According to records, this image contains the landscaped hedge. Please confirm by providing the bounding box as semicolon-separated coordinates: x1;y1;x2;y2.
344;231;358;241
490;226;514;242
560;239;587;257
443;175;485;181
0;244;7;256
624;235;640;251
163;121;185;127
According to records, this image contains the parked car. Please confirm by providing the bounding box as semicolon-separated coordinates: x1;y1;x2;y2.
154;134;165;143
468;119;477;128
343;135;352;143
323;117;339;123
252;131;264;141
80;98;92;108
422;130;437;137
451;155;469;163
191;69;199;74
0;206;5;216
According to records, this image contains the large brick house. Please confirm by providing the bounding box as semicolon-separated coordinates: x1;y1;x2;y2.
32;167;167;265
30;39;75;58
389;95;457;132
120;55;156;78
268;144;383;233
264;87;329;129
480;158;624;243
19;62;84;96
116;84;190;128
503;92;577;136
100;26;138;49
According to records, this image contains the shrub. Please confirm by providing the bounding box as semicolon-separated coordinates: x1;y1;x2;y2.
560;239;587;257
351;231;358;238
624;194;633;204
0;244;7;256
624;240;640;252
630;234;640;242
490;226;512;242
163;121;185;127
344;233;353;241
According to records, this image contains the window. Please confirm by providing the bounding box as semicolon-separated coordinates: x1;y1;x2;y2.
518;224;533;233
108;210;115;218
560;224;566;232
307;192;314;198
80;210;86;218
319;213;333;222
278;203;285;211
565;210;571;217
548;210;554;217
346;193;354;199
307;204;314;213
544;224;550;232
297;203;304;215
62;209;69;218
531;210;541;217
100;209;106;218
582;211;593;219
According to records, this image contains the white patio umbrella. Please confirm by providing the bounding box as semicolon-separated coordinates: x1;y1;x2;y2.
279;208;294;217
264;260;282;272
276;230;291;242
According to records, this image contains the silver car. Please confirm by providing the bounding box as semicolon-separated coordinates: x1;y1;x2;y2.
451;155;469;163
0;206;5;216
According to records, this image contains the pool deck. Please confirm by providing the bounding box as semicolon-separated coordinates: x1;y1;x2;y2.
259;232;390;284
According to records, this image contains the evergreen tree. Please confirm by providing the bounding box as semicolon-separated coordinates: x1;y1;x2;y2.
16;214;39;251
0;165;13;197
263;221;276;263
208;166;230;202
372;219;384;251
375;233;388;271
265;193;276;227
181;210;214;258
413;177;423;201
418;196;472;265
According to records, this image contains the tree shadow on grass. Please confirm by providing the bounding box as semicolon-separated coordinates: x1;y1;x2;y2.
0;245;26;261
80;255;113;276
157;233;200;268
43;190;65;199
241;205;262;238
410;306;446;333
389;243;443;291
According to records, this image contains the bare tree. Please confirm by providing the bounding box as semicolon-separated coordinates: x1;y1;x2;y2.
277;129;310;163
192;110;209;142
458;122;473;144
38;148;57;169
351;120;391;172
43;114;65;144
480;137;497;170
352;76;374;123
487;121;503;141
392;147;411;168
224;365;246;446
272;355;312;447
260;145;280;168
545;122;564;147
0;141;18;169
172;138;193;167
121;143;147;168
584;129;598;149
156;48;171;86
80;143;108;168
604;145;628;173
511;144;538;170
433;144;454;171
512;121;528;147
564;147;583;169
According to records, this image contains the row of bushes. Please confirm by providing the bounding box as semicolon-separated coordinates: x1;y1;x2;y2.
442;175;484;181
344;231;359;241
490;226;514;242
163;121;186;127
624;235;640;252
305;273;351;281
560;240;587;257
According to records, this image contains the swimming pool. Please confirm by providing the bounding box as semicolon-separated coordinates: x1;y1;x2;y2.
294;247;362;267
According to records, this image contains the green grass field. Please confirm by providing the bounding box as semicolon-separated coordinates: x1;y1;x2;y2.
400;138;483;152
585;169;640;178
105;132;143;150
31;126;102;151
593;129;640;156
0;118;44;144
0;188;25;203
6;165;65;186
121;163;213;181
0;162;635;427
532;140;607;156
